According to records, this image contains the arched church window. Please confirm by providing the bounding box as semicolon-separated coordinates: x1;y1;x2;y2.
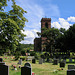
45;22;48;28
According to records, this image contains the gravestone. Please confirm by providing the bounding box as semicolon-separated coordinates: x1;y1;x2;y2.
68;65;75;69
67;69;75;75
60;61;65;67
53;59;59;65
0;64;9;75
18;59;22;65
32;59;36;64
69;58;72;63
0;58;3;62
21;62;32;75
39;58;43;64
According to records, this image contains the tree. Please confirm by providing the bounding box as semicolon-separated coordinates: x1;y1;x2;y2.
55;28;67;52
64;24;75;52
0;0;27;54
41;27;60;53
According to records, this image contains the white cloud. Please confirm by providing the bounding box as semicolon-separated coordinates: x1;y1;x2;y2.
15;1;74;44
52;18;72;29
21;29;39;44
59;18;72;29
67;16;75;22
52;22;61;29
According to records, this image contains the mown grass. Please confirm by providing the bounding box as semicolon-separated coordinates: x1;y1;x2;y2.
0;56;75;75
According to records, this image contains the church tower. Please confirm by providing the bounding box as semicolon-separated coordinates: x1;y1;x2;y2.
34;18;51;52
41;18;51;33
41;18;51;51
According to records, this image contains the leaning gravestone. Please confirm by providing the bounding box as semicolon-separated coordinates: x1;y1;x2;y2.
68;65;75;69
67;69;75;75
0;58;3;62
39;58;43;64
0;64;9;75
21;62;32;75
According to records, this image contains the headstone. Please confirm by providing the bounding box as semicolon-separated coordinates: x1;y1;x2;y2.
0;58;3;62
69;58;72;63
21;62;32;75
32;59;36;64
39;58;43;64
18;59;22;65
0;64;9;75
60;61;65;67
53;59;59;65
67;69;75;75
68;65;75;69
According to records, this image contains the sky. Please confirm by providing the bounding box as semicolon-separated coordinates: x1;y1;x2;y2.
6;0;75;44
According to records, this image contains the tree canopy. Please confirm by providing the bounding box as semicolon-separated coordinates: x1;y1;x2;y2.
0;0;27;54
40;25;75;53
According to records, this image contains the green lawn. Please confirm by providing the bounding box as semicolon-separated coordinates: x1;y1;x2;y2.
1;56;75;75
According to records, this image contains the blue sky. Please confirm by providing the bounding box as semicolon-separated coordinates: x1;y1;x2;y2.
6;0;75;44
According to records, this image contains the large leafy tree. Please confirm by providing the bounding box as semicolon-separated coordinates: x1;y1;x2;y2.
41;27;60;53
55;28;67;52
64;24;75;52
0;0;27;53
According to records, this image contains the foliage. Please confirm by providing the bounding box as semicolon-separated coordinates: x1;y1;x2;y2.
40;26;75;53
41;27;60;53
0;0;27;54
64;24;75;52
15;51;20;60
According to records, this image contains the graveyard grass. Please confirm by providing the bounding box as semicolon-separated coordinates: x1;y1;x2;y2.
1;56;75;75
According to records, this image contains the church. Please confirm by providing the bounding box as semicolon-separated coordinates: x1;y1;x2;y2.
34;18;51;52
